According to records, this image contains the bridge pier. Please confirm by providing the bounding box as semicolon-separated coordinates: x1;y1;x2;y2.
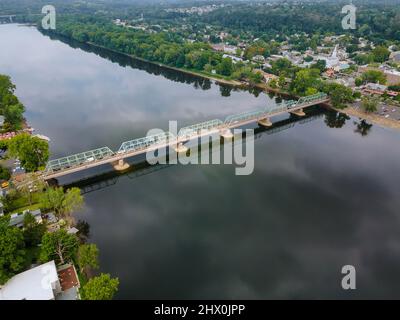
220;128;233;139
174;142;188;153
290;108;306;116
258;117;272;127
113;159;130;171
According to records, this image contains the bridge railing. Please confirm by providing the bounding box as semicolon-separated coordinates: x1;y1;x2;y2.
178;119;223;139
118;131;176;154
297;92;328;105
224;107;269;126
45;147;114;174
44;92;329;176
266;103;291;114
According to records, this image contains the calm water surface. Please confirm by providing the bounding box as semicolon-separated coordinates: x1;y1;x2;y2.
1;24;400;299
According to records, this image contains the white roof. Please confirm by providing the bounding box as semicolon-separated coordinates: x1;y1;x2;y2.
0;261;59;300
67;227;79;234
365;82;387;91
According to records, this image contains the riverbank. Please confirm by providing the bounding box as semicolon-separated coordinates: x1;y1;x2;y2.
44;30;400;132
40;26;245;87
86;42;245;88
41;32;318;99
255;80;400;131
333;105;400;131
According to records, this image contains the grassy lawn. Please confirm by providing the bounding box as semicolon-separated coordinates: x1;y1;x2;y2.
78;271;88;287
9;203;41;214
6;192;42;214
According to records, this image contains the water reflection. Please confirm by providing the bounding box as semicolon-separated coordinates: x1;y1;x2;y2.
64;108;325;192
3;25;400;299
324;110;351;128
41;30;272;99
354;119;373;137
76;219;91;244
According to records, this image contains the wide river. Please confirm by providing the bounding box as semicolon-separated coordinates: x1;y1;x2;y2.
1;24;400;299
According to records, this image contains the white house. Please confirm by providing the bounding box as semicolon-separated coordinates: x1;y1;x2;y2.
0;261;61;300
252;55;265;63
318;45;340;69
222;54;242;64
0;261;80;300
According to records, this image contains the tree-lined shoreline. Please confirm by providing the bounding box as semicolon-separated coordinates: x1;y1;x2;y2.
41;27;400;131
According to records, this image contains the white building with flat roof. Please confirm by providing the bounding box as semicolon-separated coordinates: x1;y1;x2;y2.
0;261;61;300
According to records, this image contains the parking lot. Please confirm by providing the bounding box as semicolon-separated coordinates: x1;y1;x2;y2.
352;100;400;121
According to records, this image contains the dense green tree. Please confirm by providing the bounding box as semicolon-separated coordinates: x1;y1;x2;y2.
372;46;390;63
7;134;49;172
244;44;268;60
278;75;286;88
0;74;16;112
304;55;313;63
216;58;233;77
63;188;84;217
354;53;374;65
355;77;363;87
40;187;65;216
0;165;11;180
40;229;79;265
0;74;25;130
0;216;26;284
361;70;387;85
80;273;119;300
305;87;318;95
291;68;320;96
271;58;297;77
78;243;99;276
3;103;25;131
23;213;46;247
247;71;263;84
269;79;277;89
361;96;379;113
40;187;84;220
321;83;354;109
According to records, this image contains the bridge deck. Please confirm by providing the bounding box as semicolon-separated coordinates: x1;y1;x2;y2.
43;93;329;180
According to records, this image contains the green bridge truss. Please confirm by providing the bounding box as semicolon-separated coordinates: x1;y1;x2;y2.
45;147;114;174
178;119;223;138
118;131;176;154
44;93;328;176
